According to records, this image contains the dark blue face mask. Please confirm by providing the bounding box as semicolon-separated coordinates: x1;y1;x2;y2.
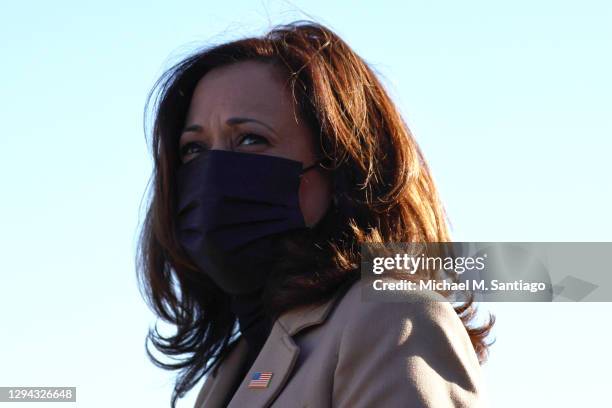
175;149;323;295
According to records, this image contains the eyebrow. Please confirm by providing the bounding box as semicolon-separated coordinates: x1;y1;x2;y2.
181;117;278;135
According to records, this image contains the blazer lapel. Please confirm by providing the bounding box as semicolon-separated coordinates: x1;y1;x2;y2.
227;288;346;408
227;320;299;408
194;337;249;408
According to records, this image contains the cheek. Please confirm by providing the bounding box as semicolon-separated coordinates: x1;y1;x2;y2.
298;172;333;227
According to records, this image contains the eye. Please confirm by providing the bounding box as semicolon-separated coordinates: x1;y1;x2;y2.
238;133;269;147
179;141;206;161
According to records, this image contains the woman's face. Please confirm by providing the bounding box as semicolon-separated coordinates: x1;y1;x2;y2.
178;60;333;227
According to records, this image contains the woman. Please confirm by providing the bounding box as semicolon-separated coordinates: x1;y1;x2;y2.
137;20;494;408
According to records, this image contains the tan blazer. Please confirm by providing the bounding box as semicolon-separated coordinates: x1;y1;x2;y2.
193;278;486;407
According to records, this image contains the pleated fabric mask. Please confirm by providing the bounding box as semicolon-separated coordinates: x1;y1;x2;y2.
175;149;321;295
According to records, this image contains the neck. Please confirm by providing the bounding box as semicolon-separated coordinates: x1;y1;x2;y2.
229;288;273;349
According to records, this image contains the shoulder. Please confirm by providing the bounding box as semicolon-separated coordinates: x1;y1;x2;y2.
329;278;486;407
331;277;469;340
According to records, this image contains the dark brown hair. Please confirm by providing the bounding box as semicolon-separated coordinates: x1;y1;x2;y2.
137;20;494;407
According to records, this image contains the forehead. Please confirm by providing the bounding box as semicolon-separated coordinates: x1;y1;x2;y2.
187;60;292;120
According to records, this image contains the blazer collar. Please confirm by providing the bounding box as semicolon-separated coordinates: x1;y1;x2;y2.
195;287;346;408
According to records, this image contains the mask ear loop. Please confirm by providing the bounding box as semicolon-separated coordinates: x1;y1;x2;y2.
299;158;325;176
298;157;336;232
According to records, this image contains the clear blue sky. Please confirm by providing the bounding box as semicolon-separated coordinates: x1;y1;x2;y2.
1;1;610;407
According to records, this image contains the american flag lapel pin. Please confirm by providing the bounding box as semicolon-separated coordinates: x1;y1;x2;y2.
248;371;273;389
